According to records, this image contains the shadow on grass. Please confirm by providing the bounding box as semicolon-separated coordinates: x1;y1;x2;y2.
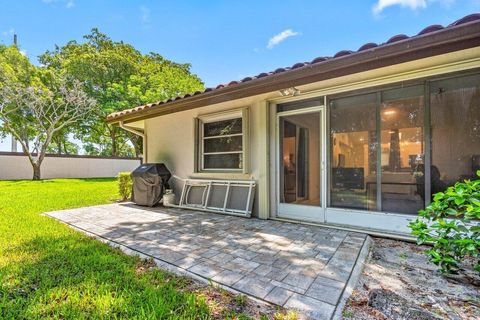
0;177;116;184
0;233;210;319
72;178;118;183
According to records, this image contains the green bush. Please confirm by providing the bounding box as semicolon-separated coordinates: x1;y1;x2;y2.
118;172;132;201
409;171;480;274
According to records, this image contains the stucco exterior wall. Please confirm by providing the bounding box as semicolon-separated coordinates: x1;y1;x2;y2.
146;98;269;217
0;154;141;180
143;47;480;224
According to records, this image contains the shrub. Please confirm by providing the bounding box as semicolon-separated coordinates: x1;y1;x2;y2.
409;171;480;274
118;172;133;201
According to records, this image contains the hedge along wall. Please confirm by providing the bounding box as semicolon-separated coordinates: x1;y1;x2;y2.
0;152;141;180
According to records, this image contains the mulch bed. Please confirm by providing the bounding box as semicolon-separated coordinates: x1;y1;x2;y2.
342;238;479;320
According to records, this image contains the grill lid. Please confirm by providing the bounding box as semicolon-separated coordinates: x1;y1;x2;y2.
132;163;171;181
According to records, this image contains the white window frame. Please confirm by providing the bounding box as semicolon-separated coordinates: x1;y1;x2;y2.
196;108;249;173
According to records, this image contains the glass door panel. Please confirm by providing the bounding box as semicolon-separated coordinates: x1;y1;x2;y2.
277;109;324;222
430;74;480;199
330;93;378;211
380;86;425;214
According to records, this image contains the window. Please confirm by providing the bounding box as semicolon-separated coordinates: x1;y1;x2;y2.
197;109;248;172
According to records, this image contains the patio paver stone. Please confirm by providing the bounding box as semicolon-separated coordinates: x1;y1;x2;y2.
46;203;368;319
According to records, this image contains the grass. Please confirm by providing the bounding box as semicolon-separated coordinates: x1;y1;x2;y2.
342;309;354;318
0;178;213;319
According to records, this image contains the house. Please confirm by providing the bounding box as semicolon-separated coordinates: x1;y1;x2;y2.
107;14;480;237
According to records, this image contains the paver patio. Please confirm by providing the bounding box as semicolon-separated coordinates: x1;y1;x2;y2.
46;203;369;319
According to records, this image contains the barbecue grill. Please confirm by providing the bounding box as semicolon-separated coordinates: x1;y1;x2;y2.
131;163;171;207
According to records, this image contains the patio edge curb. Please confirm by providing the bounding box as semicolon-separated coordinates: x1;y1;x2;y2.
332;235;373;320
331;235;373;320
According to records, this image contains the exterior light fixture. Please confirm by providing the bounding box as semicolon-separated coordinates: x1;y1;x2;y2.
279;87;300;97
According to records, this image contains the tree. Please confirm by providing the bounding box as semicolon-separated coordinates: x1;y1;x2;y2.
0;45;39;150
46;128;79;155
0;75;96;180
40;29;204;157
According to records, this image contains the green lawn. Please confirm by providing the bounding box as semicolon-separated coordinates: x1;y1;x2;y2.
0;179;213;319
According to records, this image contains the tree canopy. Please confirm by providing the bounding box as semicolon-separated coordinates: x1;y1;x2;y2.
0;45;54;152
40;29;205;156
0;61;96;179
0;29;204;179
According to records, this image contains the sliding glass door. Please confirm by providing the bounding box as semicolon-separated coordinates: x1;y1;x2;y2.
271;71;479;233
328;72;480;218
329;86;426;215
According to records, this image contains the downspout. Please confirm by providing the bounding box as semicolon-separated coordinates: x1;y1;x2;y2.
119;121;147;163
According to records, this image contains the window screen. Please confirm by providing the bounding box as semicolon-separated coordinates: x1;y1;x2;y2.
199;113;244;171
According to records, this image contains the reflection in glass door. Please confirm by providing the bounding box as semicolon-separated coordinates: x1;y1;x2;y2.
277;108;324;222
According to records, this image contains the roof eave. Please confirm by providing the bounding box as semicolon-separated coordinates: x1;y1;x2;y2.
108;19;480;124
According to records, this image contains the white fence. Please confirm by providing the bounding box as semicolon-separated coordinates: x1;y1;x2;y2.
0;152;141;180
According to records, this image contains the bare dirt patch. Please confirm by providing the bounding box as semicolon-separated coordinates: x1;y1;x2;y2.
342;238;480;320
193;284;284;319
135;258;292;319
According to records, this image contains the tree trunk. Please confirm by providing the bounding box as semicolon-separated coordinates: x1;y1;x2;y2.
111;129;117;157
57;137;62;155
129;133;142;157
23;132;29;151
32;164;41;180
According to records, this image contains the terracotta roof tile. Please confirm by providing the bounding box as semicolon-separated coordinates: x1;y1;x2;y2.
257;72;270;78
292;62;306;69
418;24;444;35
386;34;409;43
310;56;328;64
449;13;480;26
107;13;480;121
333;50;353;58
358;42;378;51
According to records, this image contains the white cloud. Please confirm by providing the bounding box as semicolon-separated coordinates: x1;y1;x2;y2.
267;29;300;49
19;50;27;56
41;0;75;9
373;0;427;14
372;0;456;14
140;6;150;24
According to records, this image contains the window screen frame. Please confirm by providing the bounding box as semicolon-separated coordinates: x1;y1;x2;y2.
196;108;249;173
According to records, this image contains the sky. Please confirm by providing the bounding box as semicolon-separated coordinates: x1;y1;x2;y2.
0;0;479;151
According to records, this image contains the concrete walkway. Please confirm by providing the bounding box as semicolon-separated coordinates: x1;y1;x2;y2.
46;203;369;319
